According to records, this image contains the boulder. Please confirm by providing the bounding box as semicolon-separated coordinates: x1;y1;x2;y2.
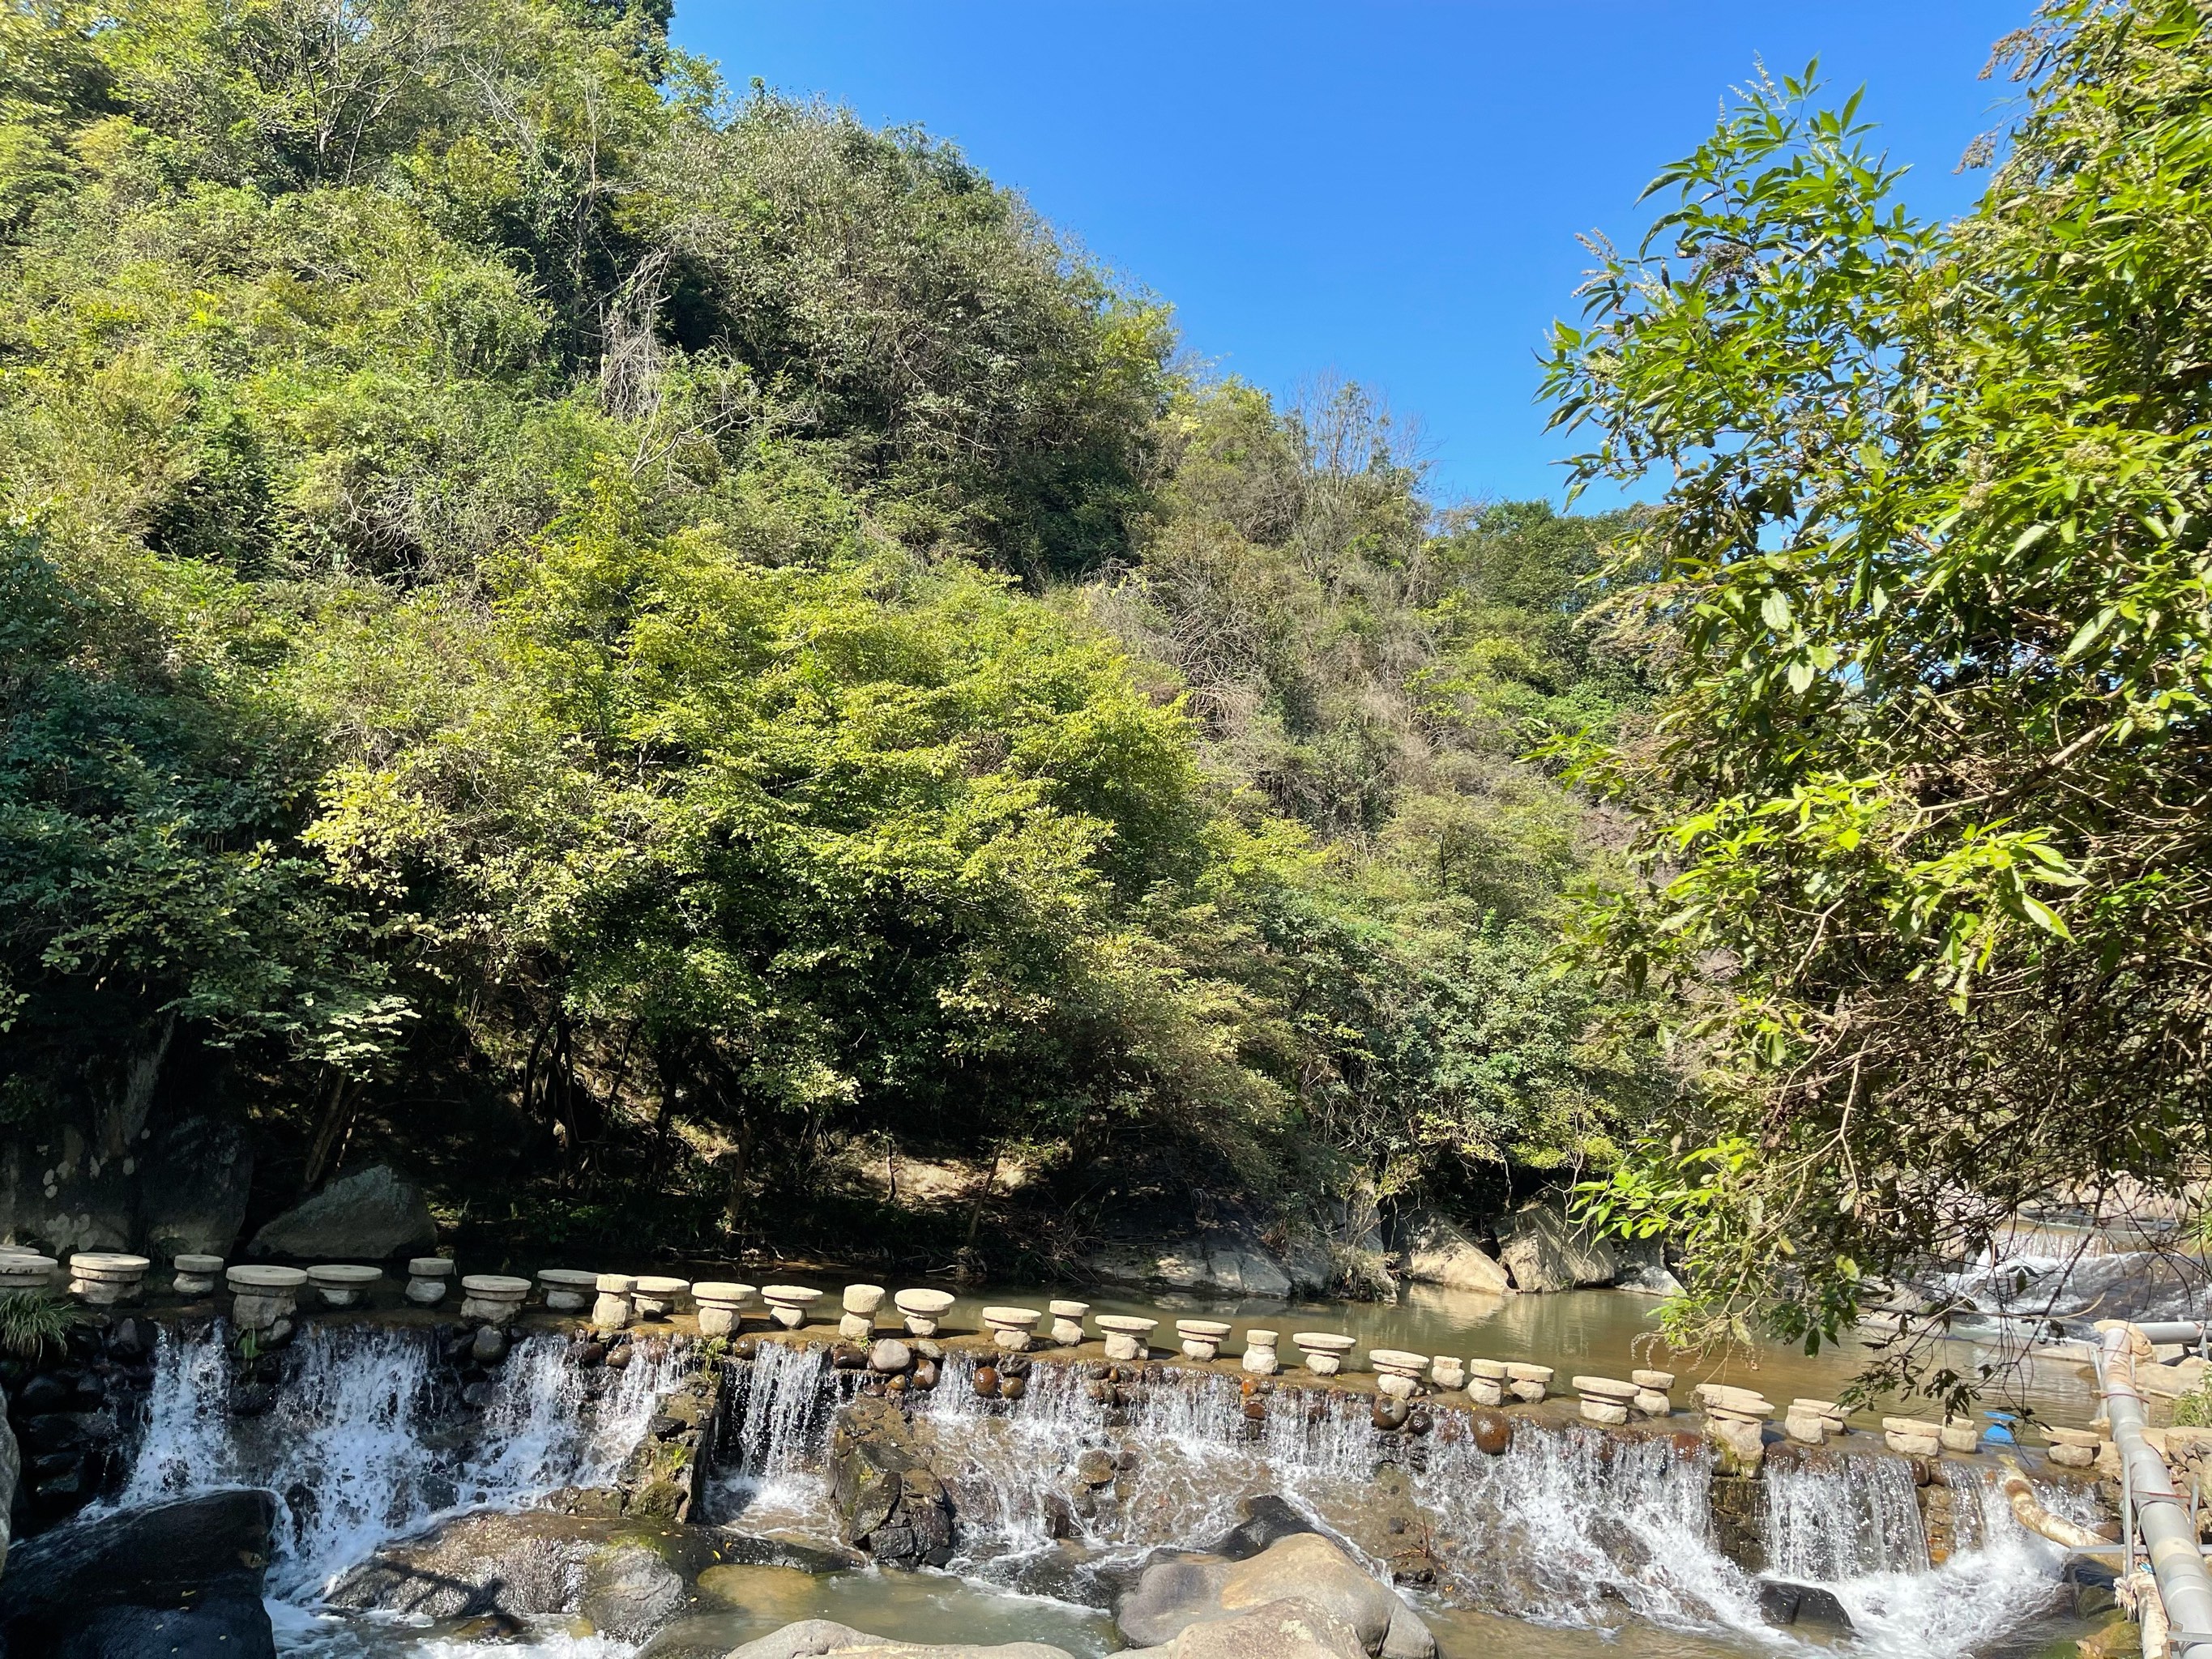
0;1407;15;1576
248;1163;435;1260
1209;1495;1322;1562
724;1622;1076;1658
1611;1236;1684;1296
1497;1197;1617;1293
580;1542;689;1641
0;1489;275;1657
136;1115;254;1258
325;1508;718;1623
1394;1211;1511;1296
1115;1533;1433;1658
1129;1598;1369;1659
1754;1580;1854;1633
828;1397;954;1570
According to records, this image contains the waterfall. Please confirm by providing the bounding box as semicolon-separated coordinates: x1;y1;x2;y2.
1760;1457;2082;1657
710;1341;840;1537
1763;1454;1929;1580
118;1321;685;1597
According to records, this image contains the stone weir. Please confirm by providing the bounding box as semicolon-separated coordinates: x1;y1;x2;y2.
707;1326;2114;1591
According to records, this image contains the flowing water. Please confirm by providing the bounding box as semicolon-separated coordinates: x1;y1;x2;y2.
70;1307;2102;1658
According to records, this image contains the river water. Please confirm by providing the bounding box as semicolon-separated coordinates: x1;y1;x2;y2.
85;1283;2112;1659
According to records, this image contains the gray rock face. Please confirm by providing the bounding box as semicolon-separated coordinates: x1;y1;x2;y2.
1395;1210;1511;1295
1612;1235;1684;1297
724;1622;1076;1658
249;1162;436;1260
1114;1533;1433;1658
137;1114;254;1258
1497;1196;1618;1293
1087;1223;1324;1299
0;1406;16;1576
1131;1598;1369;1659
828;1396;954;1569
325;1508;718;1624
0;1489;276;1657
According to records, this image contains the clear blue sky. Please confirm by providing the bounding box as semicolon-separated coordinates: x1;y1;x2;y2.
670;2;2032;510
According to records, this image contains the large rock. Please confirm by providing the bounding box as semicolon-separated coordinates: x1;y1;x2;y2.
1395;1210;1512;1295
1130;1598;1368;1659
1497;1196;1618;1292
828;1397;955;1570
0;1406;16;1576
325;1508;718;1623
1086;1224;1317;1300
248;1162;435;1260
724;1622;1076;1658
0;1489;276;1657
1115;1533;1433;1658
137;1115;254;1258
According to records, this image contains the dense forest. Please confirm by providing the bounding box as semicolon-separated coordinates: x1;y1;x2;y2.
0;0;1659;1275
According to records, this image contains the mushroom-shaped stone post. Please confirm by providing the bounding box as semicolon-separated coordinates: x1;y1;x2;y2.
1505;1363;1554;1405
459;1273;532;1328
632;1276;690;1321
1096;1314;1159;1362
693;1282;754;1337
762;1285;823;1330
894;1288;954;1337
172;1254;224;1297
1572;1375;1640;1425
982;1307;1044;1352
592;1273;637;1332
840;1285;886;1343
1292;1333;1356;1376
1697;1385;1774;1473
1784;1397;1836;1444
1176;1320;1233;1363
2045;1427;2104;1469
1940;1414;1983;1455
1465;1358;1509;1407
1882;1416;1943;1456
307;1264;383;1310
1369;1350;1429;1400
1048;1300;1090;1346
228;1264;307;1335
406;1258;454;1306
1242;1329;1282;1376
67;1252;151;1307
0;1254;60;1294
1430;1356;1466;1391
538;1269;597;1313
1632;1369;1676;1418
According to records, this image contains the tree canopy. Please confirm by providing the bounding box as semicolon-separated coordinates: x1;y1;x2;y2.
1548;0;2212;1383
0;0;1655;1268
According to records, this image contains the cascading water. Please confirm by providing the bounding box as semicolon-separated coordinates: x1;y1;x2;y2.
117;1321;685;1597
709;1340;840;1537
1763;1455;1929;1581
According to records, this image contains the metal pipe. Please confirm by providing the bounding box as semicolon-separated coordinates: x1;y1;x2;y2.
2133;1321;2207;1349
2098;1323;2212;1656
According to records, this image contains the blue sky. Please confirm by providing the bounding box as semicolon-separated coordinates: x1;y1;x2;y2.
671;2;2032;510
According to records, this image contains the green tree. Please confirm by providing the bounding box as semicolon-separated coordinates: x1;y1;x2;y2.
1547;4;2212;1382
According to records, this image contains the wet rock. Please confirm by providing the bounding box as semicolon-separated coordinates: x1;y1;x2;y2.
1469;1410;1512;1456
1116;1532;1433;1657
1209;1495;1321;1561
973;1365;1001;1398
723;1618;1077;1657
247;1162;435;1260
581;1542;689;1641
15;1371;70;1414
827;1396;956;1570
326;1509;718;1622
1497;1196;1617;1292
470;1324;509;1364
0;1489;276;1656
2065;1555;2120;1618
1131;1598;1369;1658
1394;1209;1512;1296
870;1338;912;1374
1370;1397;1408;1431
0;1410;15;1576
1754;1580;1854;1633
47;1592;276;1658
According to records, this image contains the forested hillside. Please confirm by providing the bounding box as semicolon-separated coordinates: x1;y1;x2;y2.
0;0;1656;1273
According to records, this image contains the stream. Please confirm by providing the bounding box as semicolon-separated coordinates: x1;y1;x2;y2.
62;1280;2117;1659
